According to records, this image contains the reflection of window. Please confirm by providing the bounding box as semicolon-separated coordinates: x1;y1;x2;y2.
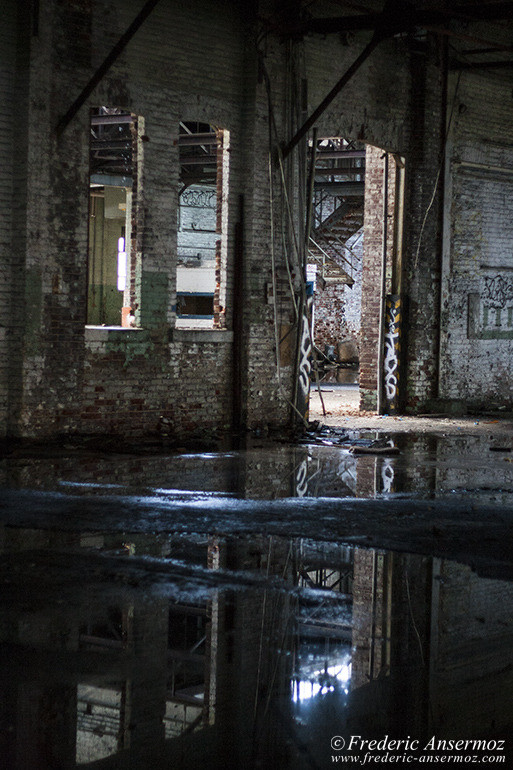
176;121;230;329
87;107;143;327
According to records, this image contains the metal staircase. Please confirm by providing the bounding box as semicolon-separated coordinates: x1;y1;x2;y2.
308;138;365;286
308;200;364;286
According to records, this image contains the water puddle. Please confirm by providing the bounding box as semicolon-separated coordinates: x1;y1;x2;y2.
0;528;511;768
3;432;513;504
1;435;513;766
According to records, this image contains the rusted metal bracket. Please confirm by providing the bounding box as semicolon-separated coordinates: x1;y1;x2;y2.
55;0;162;137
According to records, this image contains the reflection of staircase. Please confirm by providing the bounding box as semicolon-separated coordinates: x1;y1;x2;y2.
309;201;364;286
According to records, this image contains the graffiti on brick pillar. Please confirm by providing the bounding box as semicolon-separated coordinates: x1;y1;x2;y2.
296;296;313;421
295;458;309;497
383;295;402;412
469;273;513;339
381;456;395;494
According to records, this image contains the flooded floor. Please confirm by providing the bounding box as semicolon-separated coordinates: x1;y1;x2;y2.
1;420;513;768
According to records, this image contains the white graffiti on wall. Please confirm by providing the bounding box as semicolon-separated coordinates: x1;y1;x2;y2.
384;329;399;402
296;459;309;497
297;297;313;408
381;457;395;494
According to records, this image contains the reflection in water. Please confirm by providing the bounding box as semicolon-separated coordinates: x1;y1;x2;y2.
0;526;512;769
4;431;513;504
2;434;513;766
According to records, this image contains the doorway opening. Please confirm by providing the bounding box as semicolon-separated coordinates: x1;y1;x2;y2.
307;135;364;416
308;139;405;417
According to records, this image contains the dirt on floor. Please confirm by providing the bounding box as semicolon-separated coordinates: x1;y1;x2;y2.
309;384;513;437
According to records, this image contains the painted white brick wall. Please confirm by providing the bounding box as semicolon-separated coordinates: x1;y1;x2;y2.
440;70;513;406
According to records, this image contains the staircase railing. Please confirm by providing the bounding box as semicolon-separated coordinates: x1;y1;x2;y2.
309;235;354;276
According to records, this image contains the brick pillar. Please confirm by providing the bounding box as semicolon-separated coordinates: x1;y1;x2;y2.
360;146;396;412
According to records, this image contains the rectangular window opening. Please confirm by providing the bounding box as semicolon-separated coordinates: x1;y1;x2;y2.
87;107;143;328
176;121;230;330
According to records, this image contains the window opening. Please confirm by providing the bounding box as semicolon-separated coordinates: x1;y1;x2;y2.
87;107;141;327
176;121;229;329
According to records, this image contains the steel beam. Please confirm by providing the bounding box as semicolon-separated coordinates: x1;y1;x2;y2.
313;181;364;195
315;164;365;175
315;150;365;160
450;59;513;69
301;2;513;35
91;114;133;125
56;0;162;136
282;33;383;159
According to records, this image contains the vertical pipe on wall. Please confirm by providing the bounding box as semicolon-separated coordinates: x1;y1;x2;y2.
232;194;244;434
435;35;449;399
392;157;406;297
377;152;389;414
304;128;318;248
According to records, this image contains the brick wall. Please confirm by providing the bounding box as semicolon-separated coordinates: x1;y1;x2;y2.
402;43;445;411
304;32;445;413
2;2;480;439
439;70;513;408
313;229;363;353
431;560;513;736
0;0;17;435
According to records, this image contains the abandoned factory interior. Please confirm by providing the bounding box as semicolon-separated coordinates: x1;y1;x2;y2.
2;0;513;768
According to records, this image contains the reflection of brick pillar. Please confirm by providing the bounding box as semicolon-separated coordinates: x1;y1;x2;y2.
355;455;378;498
351;549;390;690
206;536;294;766
15;684;77;770
120;601;168;760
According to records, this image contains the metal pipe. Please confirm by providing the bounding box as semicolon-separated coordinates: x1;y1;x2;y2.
232;195;245;434
377;152;389;414
305;128;318;247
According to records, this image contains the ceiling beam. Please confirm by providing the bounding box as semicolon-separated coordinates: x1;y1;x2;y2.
301;2;513;36
315;149;365;160
450;59;513;69
90;114;133;126
315;164;365;175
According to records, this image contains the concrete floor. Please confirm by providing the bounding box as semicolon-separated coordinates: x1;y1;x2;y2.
2;417;513;767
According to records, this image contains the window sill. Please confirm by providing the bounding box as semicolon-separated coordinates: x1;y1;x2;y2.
85;325;149;342
170;328;233;343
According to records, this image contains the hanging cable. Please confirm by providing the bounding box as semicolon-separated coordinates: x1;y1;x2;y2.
414;69;463;269
261;53;329;420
